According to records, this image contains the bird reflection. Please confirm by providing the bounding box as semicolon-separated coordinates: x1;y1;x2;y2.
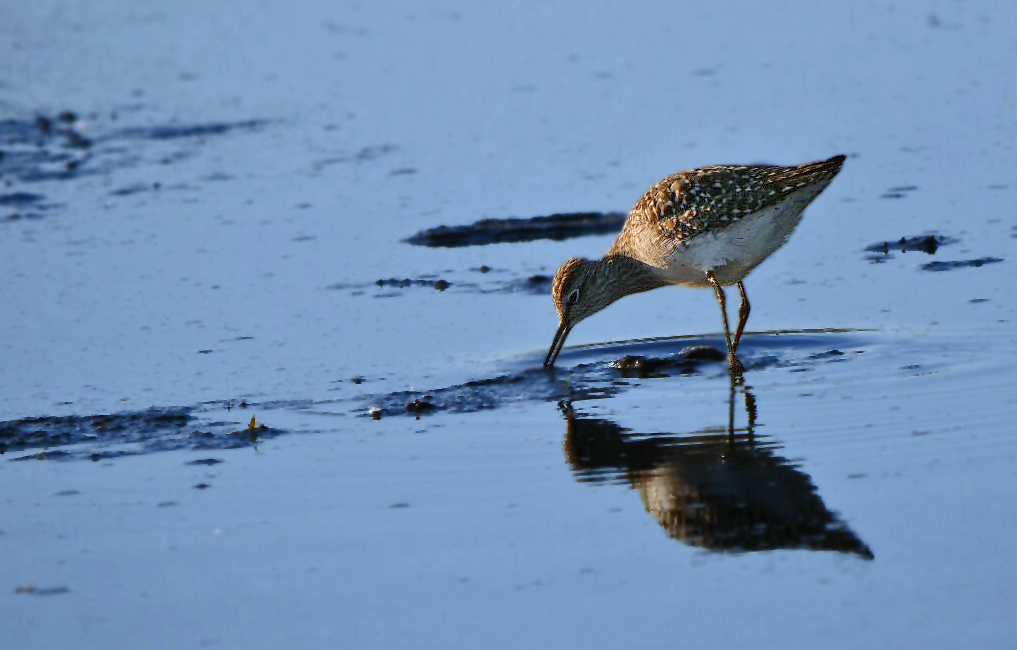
560;383;873;559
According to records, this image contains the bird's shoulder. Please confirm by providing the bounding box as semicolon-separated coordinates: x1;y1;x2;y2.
611;157;845;259
626;164;792;241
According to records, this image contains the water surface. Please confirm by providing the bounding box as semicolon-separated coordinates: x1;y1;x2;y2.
2;1;1017;648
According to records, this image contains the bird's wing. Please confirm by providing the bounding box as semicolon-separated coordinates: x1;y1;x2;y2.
632;157;845;244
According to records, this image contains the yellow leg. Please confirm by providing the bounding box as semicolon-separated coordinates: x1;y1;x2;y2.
705;270;744;379
733;281;751;350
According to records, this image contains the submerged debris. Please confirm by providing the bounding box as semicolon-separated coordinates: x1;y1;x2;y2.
329;271;549;296
109;119;270;141
921;257;1003;272
864;235;1002;271
502;274;553;295
185;458;224;466
611;346;726;378
404;212;627;247
0;192;46;206
862;233;955;259
373;277;452;291
879;185;919;199
404;398;436;414
14;585;70;596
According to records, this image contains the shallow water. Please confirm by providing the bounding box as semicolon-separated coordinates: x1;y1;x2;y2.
3;1;1017;648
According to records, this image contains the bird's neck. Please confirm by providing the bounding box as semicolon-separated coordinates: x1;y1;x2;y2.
596;255;667;298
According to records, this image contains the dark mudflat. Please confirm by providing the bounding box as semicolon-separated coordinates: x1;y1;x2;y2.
863;234;959;262
404;211;626;247
1;407;285;460
921;257;1003;271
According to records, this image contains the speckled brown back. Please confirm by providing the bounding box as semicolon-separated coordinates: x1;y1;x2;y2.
609;155;845;258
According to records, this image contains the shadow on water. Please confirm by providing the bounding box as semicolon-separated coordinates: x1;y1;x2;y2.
560;380;874;559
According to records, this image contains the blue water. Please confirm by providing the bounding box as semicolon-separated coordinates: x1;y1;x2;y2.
3;1;1017;648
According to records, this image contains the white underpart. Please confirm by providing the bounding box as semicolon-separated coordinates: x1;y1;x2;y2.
655;186;823;288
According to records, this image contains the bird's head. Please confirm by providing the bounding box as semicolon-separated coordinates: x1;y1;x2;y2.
544;257;614;368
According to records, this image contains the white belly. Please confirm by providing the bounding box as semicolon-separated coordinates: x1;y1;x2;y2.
653;189;819;287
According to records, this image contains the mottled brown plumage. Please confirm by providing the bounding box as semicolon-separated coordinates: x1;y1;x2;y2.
544;155;846;373
611;157;844;259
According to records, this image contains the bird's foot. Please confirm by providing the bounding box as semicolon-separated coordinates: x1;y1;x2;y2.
728;354;745;383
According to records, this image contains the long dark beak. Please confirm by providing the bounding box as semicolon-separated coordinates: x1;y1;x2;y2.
544;322;571;368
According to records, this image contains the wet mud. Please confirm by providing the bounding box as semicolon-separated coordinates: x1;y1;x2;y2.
863;234;958;262
0;111;269;218
864;234;1003;270
865;234;955;256
364;370;619;420
13;585;71;597
921;257;1003;272
0;112;91;185
404;211;626;247
0;407;285;461
0;192;45;205
610;346;726;378
373;277;453;291
878;185;919;199
363;350;737;419
365;333;863;419
109;120;270;141
312;144;397;170
328;268;553;296
1;333;870;462
0;190;61;221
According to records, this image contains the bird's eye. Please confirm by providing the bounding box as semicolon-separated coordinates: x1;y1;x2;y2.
567;289;580;304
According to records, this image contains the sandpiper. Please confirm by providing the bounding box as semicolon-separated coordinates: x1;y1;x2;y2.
544;155;846;374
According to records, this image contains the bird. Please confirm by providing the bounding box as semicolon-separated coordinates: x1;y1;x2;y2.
543;154;846;374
